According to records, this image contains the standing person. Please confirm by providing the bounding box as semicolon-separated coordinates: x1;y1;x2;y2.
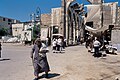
55;38;58;52
31;38;50;80
0;42;2;58
57;37;62;53
45;37;48;47
93;37;101;57
52;38;57;53
85;37;91;49
63;38;66;49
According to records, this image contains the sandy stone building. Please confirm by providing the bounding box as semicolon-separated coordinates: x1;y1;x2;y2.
61;0;85;45
12;22;33;42
41;14;51;27
40;8;62;40
51;7;62;34
39;0;84;46
117;6;120;26
12;23;24;37
40;14;51;40
85;2;118;31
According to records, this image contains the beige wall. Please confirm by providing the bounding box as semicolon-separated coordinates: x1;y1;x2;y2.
111;29;120;44
103;2;118;25
117;6;120;25
51;7;63;34
41;14;51;26
51;7;62;27
92;0;101;4
86;2;118;29
12;23;24;37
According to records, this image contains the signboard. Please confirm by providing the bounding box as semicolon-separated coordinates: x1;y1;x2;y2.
41;27;48;40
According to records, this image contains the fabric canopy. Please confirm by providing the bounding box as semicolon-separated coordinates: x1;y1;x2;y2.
85;25;108;33
52;34;63;36
87;0;101;4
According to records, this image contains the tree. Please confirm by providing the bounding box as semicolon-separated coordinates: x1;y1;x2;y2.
0;27;8;36
33;24;40;38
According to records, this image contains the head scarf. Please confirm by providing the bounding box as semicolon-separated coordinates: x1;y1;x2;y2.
34;38;42;48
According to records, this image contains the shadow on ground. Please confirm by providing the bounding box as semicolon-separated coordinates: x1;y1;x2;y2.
38;73;60;79
0;58;10;61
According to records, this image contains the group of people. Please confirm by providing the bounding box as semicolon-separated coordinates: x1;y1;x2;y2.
0;35;105;80
30;36;103;79
52;37;66;53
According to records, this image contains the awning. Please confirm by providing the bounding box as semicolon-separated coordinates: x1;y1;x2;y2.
52;34;63;36
85;25;109;33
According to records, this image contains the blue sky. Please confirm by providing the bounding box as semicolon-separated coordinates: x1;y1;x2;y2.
0;0;119;22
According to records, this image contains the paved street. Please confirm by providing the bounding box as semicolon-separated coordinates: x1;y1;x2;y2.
0;43;120;80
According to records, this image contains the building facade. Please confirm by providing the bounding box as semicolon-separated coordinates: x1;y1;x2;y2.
51;7;62;34
117;6;120;26
103;2;118;25
0;16;20;34
41;14;51;27
85;2;118;31
61;0;85;45
12;22;34;42
0;16;20;28
40;9;62;40
41;13;51;39
12;23;24;37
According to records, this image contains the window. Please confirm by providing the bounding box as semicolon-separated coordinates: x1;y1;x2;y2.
8;23;11;25
8;19;12;22
3;18;5;21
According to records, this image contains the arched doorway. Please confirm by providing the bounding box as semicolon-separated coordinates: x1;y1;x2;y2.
66;2;85;45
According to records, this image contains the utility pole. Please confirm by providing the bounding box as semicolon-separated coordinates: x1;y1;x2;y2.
100;0;106;45
100;0;104;28
63;0;66;38
36;7;41;23
30;13;35;40
36;7;41;37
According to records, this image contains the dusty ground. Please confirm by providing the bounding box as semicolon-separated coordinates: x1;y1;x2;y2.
0;43;120;80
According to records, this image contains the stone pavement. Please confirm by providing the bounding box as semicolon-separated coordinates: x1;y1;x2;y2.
0;43;120;80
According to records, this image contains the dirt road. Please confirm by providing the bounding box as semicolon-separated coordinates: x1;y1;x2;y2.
0;43;120;80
